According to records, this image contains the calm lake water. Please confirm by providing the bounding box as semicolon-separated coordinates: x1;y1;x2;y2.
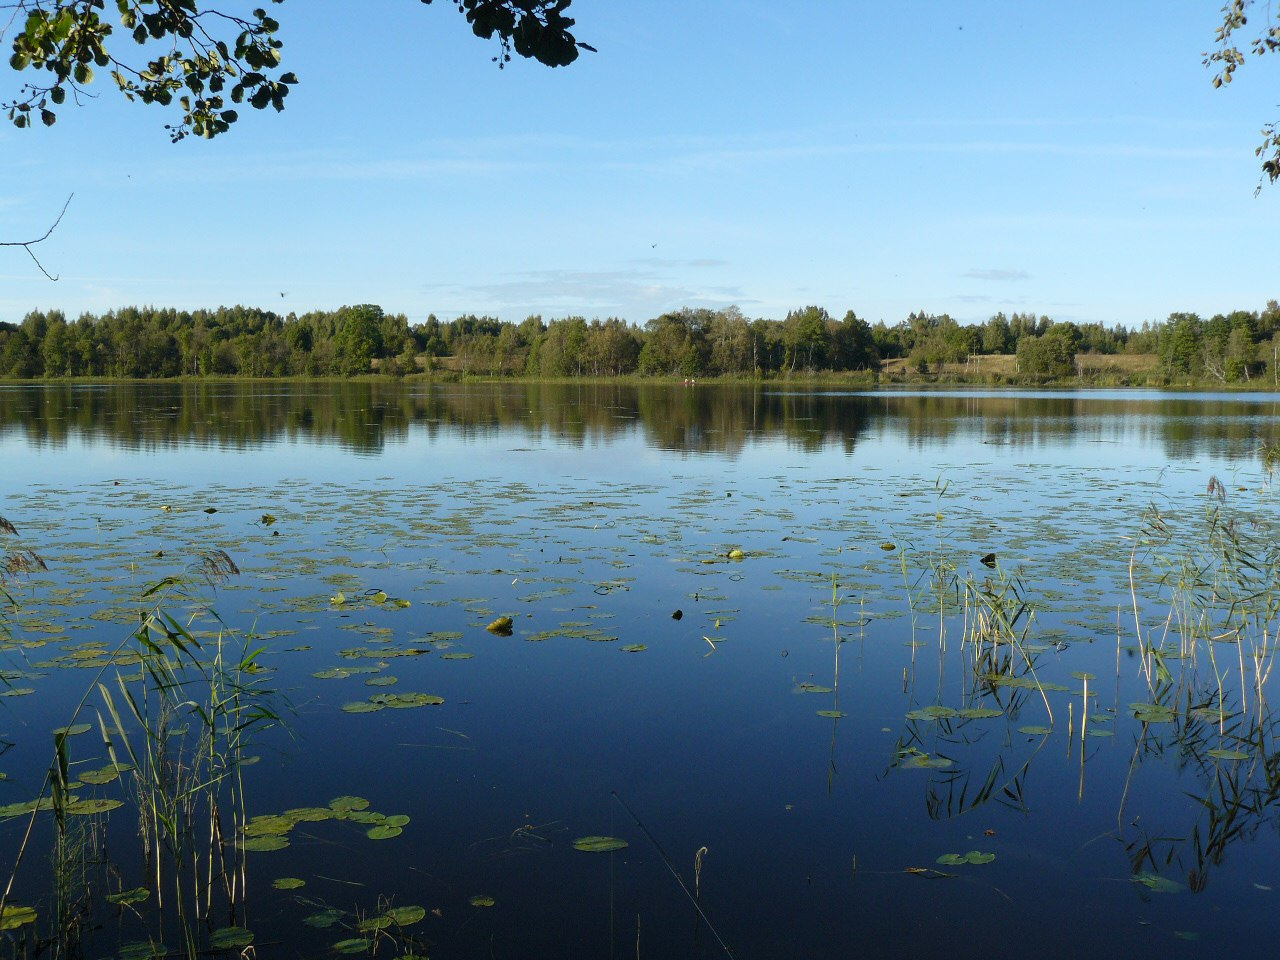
3;381;1280;959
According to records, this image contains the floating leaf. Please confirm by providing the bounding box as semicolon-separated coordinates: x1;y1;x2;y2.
358;915;394;932
900;753;953;769
0;905;37;931
107;887;150;905
621;644;647;653
1132;872;1182;893
332;939;369;955
272;877;305;890
66;797;123;815
1207;748;1250;761
816;710;847;718
209;927;254;949
117;940;166;960
573;836;629;853
367;824;403;840
51;723;92;736
330;796;370;812
386;905;426;925
469;895;495;907
241;835;289;852
1018;726;1052;736
1130;702;1176;723
303;909;346;929
937;850;996;865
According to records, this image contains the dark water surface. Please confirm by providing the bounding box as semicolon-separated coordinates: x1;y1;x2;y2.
3;382;1280;959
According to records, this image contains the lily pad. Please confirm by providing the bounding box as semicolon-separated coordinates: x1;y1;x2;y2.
302;908;346;928
0;905;36;931
1130;702;1176;723
107;887;150;905
573;835;629;853
621;644;647;653
332;938;369;955
241;835;289;852
816;710;847;718
937;850;996;865
272;877;306;890
1207;748;1250;761
386;905;426;925
1132;872;1182;893
367;824;403;840
66;797;123;815
469;895;496;907
209;927;254;949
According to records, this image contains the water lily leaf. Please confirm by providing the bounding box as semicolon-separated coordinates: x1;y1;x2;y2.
66;797;123;815
342;701;384;713
906;705;959;721
332;938;369;954
816;710;847;718
107;887;150;905
241;835;289;852
384;814;410;827
303;909;346;928
209;927;254;949
1018;725;1052;735
1130;702;1176;723
573;836;629;852
386;905;426;925
330;796;370;812
440;652;473;659
937;850;996;865
245;815;294;836
1207;748;1250;760
51;723;92;736
358;914;394;932
272;877;305;890
469;895;495;907
117;940;166;959
1132;872;1182;893
955;707;1003;719
367;824;403;840
900;753;953;769
78;765;122;785
0;905;36;931
621;644;647;652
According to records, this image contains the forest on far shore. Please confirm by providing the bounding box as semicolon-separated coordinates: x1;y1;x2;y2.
2;300;1279;385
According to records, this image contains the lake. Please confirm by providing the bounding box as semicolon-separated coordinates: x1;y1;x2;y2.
3;381;1280;959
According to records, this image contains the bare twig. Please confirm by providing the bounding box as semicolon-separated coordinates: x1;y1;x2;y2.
0;193;72;280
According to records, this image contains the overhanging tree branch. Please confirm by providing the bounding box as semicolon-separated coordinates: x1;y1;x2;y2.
0;192;72;280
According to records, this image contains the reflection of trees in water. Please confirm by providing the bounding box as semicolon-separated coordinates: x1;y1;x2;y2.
0;383;875;457
1;383;1277;461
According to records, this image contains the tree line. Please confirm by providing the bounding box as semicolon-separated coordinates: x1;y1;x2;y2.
2;301;1279;382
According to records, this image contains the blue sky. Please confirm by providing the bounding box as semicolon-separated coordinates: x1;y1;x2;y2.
1;1;1277;330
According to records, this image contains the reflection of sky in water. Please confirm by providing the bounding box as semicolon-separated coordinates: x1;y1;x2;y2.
4;385;1280;958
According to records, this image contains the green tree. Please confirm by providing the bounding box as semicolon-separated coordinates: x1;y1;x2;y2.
4;1;589;139
1206;1;1280;184
334;304;385;376
1016;333;1075;380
